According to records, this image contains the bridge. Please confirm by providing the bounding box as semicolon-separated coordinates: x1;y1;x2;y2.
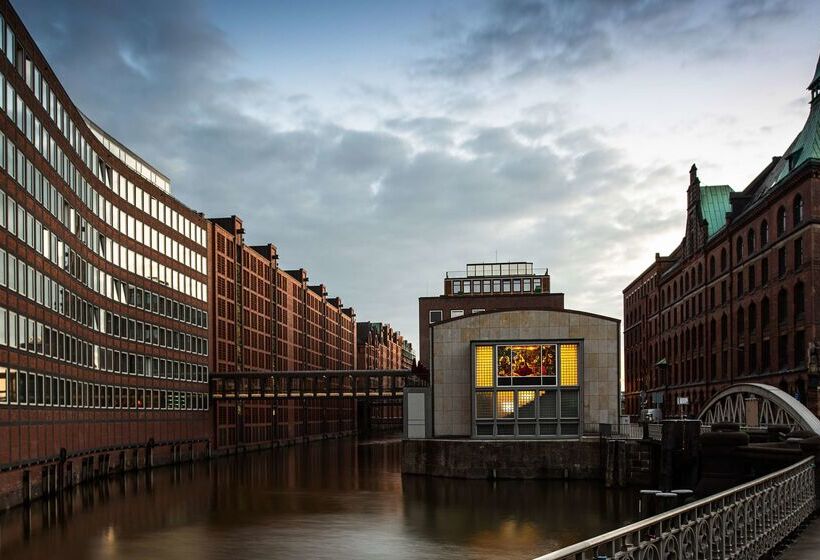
209;369;423;452
544;383;820;560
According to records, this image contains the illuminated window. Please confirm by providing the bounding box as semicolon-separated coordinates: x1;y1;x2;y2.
475;346;494;388
496;391;514;419
472;340;582;438
560;344;579;386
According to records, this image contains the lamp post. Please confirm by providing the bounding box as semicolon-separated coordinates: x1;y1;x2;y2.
655;358;669;419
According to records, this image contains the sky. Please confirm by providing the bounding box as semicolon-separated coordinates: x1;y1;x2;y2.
15;0;820;356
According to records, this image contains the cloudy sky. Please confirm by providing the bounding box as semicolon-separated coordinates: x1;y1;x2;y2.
16;0;820;354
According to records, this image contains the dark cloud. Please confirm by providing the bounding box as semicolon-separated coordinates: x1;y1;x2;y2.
16;0;710;347
420;0;801;83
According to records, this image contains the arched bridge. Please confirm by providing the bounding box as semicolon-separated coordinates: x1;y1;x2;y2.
697;382;820;434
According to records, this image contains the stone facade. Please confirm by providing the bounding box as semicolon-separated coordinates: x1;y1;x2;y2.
430;308;620;437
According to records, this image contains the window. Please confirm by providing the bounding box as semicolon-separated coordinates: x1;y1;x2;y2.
760;221;769;246
794;282;805;320
793;195;803;226
794;237;803;268
761;257;769;285
450;309;464;319
747;265;755;290
778;247;786;277
778;334;788;369
777;289;787;325
736;272;743;297
762;340;771;370
709;256;716;278
777;206;786;237
428;310;442;324
795;331;806;366
473;342;580;437
747;229;756;254
748;303;757;334
720;249;727;271
735;237;743;261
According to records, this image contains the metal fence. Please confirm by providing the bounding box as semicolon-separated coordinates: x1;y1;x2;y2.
532;456;815;560
599;423;662;441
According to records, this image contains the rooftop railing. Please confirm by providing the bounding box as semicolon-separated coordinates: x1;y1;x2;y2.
532;456;815;560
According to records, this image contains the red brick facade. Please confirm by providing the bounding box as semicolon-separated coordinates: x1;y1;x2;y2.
209;216;275;373
356;322;408;370
209;217;357;373
624;162;819;418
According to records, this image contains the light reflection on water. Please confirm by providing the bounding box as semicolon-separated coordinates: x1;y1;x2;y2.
0;437;638;560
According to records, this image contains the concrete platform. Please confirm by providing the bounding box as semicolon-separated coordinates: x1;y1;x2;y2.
778;515;820;559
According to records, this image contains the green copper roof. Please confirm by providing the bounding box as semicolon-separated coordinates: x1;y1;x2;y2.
774;53;820;184
699;185;733;237
775;98;820;183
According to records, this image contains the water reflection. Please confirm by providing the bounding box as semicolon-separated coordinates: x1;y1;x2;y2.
0;438;637;560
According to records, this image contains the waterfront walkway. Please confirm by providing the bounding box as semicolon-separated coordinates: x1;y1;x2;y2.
778;515;820;559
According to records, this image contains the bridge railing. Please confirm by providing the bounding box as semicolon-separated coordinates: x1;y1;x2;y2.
532;456;815;560
599;423;662;441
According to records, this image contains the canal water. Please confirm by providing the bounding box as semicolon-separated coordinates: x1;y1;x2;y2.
0;437;638;560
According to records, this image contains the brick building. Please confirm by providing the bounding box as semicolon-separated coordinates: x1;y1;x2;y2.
210;216;356;373
623;55;820;418
356;321;410;370
0;1;211;507
418;262;564;368
209;216;275;373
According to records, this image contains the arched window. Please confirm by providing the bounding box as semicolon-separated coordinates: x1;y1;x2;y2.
709;256;716;278
720;248;727;271
737;307;745;336
777;206;787;236
794;282;805;319
760;220;769;246
761;297;770;329
793;195;803;226
697;263;703;284
777;289;787;324
736;237;743;261
720;314;728;341
710;318;717;341
747;229;756;254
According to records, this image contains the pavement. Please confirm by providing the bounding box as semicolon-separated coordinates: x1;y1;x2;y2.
777;514;820;559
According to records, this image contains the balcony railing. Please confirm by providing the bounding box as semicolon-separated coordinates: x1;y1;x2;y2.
532;456;815;560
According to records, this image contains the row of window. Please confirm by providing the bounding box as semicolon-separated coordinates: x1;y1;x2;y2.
0;247;207;356
0;15;206;247
0;305;208;383
450;277;542;295
0;187;208;331
0;367;208;410
0;127;206;300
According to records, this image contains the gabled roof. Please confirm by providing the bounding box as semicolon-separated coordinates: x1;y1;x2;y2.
699;184;733;237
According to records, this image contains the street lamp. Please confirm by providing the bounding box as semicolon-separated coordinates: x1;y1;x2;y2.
655;358;669;419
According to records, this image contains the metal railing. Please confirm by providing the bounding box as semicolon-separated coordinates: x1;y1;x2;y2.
533;456;815;560
599;423;662;441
